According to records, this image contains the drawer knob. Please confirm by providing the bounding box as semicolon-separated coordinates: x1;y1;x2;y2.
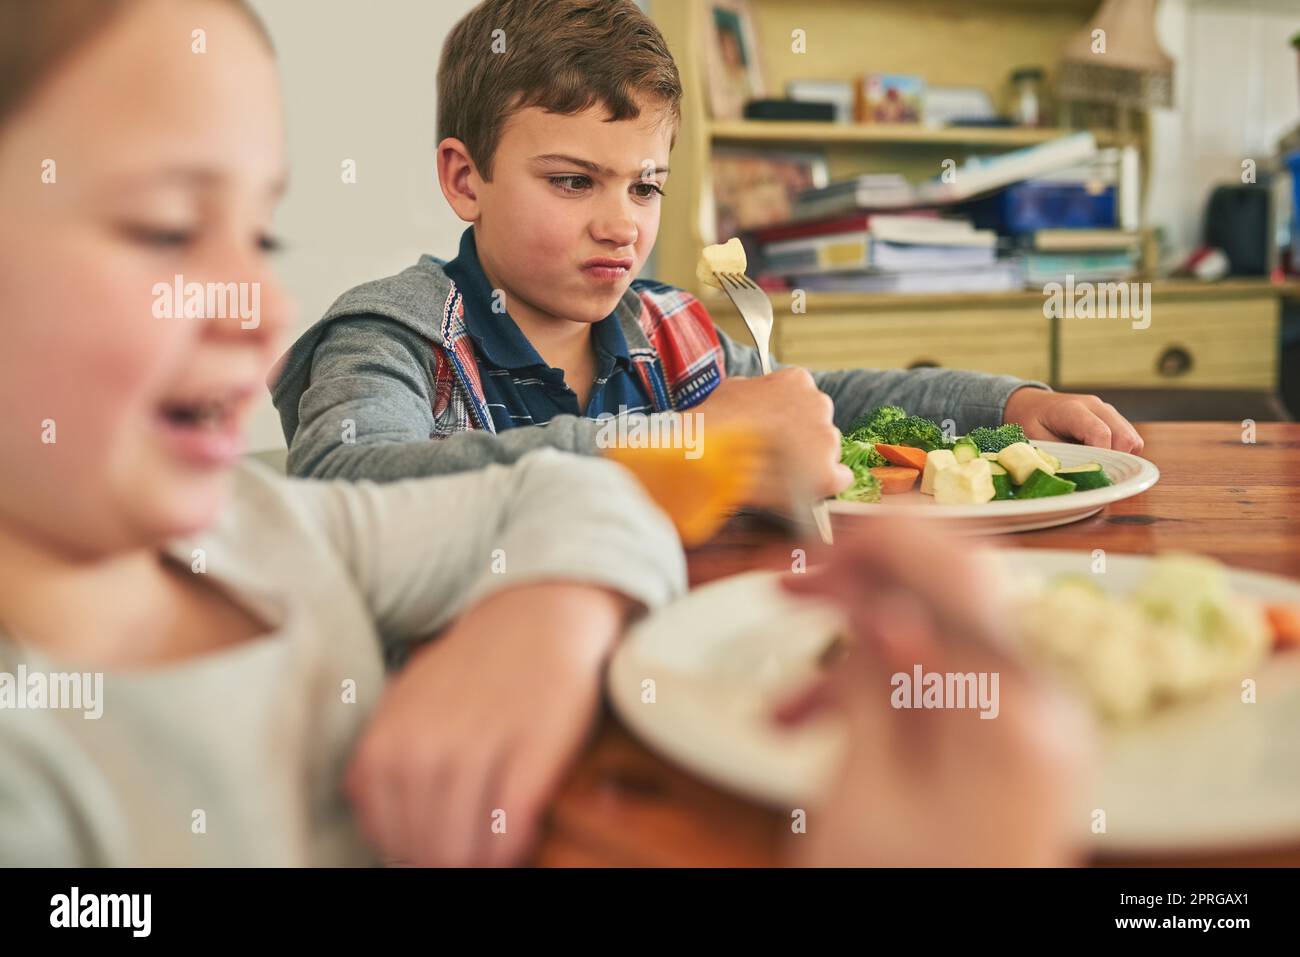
1156;345;1194;378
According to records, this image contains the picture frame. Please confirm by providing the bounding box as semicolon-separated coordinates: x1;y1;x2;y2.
709;147;828;241
703;0;766;120
857;73;926;125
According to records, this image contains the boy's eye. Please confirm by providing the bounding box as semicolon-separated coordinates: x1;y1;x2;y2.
632;182;666;200
549;175;592;194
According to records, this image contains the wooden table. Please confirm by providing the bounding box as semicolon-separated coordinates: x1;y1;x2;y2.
535;422;1300;867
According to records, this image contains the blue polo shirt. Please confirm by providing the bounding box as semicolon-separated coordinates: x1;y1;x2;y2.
441;228;653;432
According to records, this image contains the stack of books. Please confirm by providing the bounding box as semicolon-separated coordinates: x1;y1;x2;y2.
789;174;917;221
749;132;1104;294
915;132;1100;206
1021;228;1141;285
753;212;1020;294
785;133;1099;223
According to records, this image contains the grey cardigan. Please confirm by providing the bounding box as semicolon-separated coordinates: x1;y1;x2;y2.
271;257;1047;481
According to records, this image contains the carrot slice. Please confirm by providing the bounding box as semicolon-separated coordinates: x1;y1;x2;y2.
1265;604;1300;651
869;466;920;494
874;443;928;471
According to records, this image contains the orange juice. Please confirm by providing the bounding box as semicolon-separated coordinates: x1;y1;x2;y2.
603;427;764;546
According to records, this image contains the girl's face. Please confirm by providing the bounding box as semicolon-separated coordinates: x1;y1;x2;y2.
0;0;290;559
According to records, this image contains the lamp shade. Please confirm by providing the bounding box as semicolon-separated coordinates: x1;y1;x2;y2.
1058;0;1174;108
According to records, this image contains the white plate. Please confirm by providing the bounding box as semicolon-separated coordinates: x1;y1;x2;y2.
827;441;1159;534
607;551;1300;855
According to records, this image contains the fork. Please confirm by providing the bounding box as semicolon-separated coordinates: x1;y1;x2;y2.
716;272;835;545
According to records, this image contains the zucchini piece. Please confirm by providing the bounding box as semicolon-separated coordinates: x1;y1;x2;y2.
1017;468;1077;498
988;462;1014;500
1055;463;1113;491
996;442;1048;484
1034;448;1062;472
952;436;980;464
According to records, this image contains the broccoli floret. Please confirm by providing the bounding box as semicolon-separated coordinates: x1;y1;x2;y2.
837;466;882;503
966;423;1028;453
847;405;907;441
846;406;951;455
876;415;952;452
837;435;884;502
840;435;886;471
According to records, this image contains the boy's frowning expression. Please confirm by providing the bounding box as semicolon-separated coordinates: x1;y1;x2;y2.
441;100;674;327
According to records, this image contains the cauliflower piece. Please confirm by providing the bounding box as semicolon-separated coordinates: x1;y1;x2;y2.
1011;554;1271;722
1016;580;1154;720
933;458;995;505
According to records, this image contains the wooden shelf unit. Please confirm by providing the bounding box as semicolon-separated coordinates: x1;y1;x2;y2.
709;119;1137;148
651;0;1282;392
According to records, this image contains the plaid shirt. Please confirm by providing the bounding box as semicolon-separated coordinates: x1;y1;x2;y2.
429;271;727;439
441;229;655;431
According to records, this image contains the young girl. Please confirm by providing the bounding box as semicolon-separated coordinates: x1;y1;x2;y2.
0;0;686;866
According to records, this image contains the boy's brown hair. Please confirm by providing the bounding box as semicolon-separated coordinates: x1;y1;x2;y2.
437;0;682;180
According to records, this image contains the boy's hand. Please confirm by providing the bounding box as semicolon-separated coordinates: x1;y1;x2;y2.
1003;387;1144;452
777;518;1093;867
695;368;852;502
344;582;634;867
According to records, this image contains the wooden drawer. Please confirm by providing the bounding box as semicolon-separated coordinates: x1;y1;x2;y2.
1057;296;1278;390
776;306;1051;382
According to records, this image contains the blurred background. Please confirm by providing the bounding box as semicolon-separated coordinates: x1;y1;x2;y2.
248;0;1300;450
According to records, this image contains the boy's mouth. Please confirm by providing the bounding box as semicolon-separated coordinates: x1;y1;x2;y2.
580;256;634;284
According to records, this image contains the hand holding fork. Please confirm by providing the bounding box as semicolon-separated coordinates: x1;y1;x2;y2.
715;271;838;545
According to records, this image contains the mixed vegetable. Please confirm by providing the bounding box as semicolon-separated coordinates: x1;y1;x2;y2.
1013;554;1280;720
837;405;1114;505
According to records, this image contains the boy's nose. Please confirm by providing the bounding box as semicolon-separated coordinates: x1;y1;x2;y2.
590;203;638;250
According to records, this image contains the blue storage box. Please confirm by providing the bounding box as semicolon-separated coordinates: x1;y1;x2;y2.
965;181;1117;235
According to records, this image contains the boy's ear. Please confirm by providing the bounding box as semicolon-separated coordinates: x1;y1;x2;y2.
437;137;482;223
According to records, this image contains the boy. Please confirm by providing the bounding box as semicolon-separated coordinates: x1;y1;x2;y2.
270;0;1143;501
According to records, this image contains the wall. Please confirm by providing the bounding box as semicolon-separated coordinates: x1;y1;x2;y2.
1149;0;1300;256
246;0;478;450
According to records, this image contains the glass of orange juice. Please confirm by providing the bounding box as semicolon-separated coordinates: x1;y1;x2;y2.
602;425;767;546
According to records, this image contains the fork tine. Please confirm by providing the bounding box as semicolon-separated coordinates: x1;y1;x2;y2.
720;272;758;295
